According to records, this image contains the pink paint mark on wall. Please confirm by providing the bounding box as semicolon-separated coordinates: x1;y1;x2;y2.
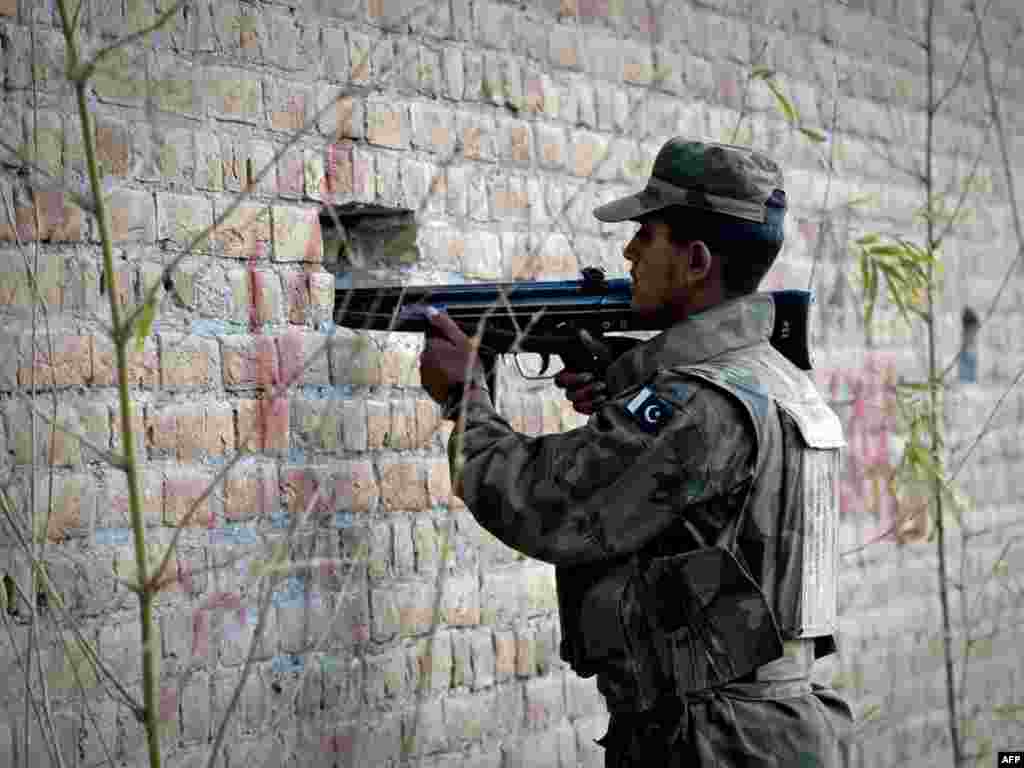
820;354;899;533
191;591;250;658
321;731;354;755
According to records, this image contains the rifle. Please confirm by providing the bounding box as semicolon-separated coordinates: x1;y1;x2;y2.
333;267;814;395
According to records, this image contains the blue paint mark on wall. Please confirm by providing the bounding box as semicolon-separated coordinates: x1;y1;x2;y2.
209;526;258;547
272;654;305;674
95;528;132;546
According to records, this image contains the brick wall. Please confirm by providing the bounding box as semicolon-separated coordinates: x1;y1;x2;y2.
0;0;1022;766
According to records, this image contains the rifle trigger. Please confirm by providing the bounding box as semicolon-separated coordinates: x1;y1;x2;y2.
538;353;551;377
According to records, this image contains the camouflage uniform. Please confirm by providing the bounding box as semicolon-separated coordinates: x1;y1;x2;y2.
446;141;855;766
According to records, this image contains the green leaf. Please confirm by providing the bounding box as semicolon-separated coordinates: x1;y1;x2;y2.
765;79;798;124
993;703;1024;721
856;233;881;246
136;297;156;353
799;126;827;143
861;703;882;721
750;65;775;80
846;193;877;208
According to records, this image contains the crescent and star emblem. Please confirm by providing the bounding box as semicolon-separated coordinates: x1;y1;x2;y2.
644;404;662;423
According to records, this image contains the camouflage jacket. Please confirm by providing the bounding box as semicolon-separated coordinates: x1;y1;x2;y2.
449;293;844;713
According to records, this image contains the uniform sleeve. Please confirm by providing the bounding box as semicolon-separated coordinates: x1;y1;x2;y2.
448;377;755;566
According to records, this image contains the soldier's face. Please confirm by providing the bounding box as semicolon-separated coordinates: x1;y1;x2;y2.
624;218;690;320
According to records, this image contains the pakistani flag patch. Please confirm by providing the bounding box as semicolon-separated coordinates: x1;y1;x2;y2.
625;386;674;434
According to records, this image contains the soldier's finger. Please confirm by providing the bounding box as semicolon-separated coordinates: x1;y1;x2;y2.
554;370;593;389
573;395;606;415
425;307;468;343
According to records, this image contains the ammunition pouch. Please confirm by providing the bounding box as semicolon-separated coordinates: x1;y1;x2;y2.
558;546;785;709
628;546;785;696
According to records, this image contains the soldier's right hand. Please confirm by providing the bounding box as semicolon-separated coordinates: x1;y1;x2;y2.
554;370;607;415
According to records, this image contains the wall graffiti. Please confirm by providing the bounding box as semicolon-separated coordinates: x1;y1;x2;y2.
819;354;916;545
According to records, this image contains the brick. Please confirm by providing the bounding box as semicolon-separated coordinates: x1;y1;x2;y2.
145;401;234;461
456;111;496;161
153;53;199;116
535;123;567;171
213;202;271;260
318;88;365;143
237;397;289;455
525;564;558;615
102;466;163;529
443;46;464;100
158;193;213;251
292;396;343;453
379;461;428;512
277;329;330;387
340;399;368;452
104;188;155;244
0;249;61;311
265;80;312;133
462;231;502;279
411;632;453;693
348;29;372;84
370;399;389;448
516;627;536;678
264;12;318;73
92;335;159;389
276;145;305;198
490;174;530;221
410;103;456;158
205;66;262;122
494;630;515;682
367;101;407;149
380;341;420;387
428;458;457;508
330;332;383;386
93;46;147;105
245;269;283;325
18;333;91;389
499;117;533;166
163;468;214;527
4;398;103;468
570;130;609;178
160;334;217;389
400;156;436;212
19;471;96;542
194;131;223;192
284;270;312;325
443;572;480;626
221;334;277;389
272;205;322;263
0;185;83;244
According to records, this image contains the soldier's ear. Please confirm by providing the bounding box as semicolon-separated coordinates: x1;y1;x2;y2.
686;241;712;281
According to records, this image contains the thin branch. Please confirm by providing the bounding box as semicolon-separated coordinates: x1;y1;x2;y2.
940;2;1024;380
0;141;99;216
0;490;143;713
949;360;1024;483
931;0;989;114
202;485;326;768
74;0;192;84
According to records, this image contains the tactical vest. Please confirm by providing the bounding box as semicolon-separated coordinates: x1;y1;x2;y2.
557;341;845;710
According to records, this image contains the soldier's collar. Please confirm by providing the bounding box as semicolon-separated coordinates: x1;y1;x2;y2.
605;292;775;396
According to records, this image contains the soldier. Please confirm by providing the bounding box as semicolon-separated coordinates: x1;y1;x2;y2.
419;138;855;767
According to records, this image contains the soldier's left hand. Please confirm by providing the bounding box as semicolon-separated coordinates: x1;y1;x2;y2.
419;307;484;405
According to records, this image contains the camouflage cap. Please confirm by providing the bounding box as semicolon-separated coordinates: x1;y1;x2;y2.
593;138;785;224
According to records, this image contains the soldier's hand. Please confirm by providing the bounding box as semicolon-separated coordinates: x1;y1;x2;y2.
554;370;607;415
420;308;484;406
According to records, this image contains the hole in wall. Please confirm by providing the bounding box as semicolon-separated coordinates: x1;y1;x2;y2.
959;306;980;383
320;203;418;289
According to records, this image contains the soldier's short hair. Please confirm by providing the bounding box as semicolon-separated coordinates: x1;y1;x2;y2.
651;191;786;298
